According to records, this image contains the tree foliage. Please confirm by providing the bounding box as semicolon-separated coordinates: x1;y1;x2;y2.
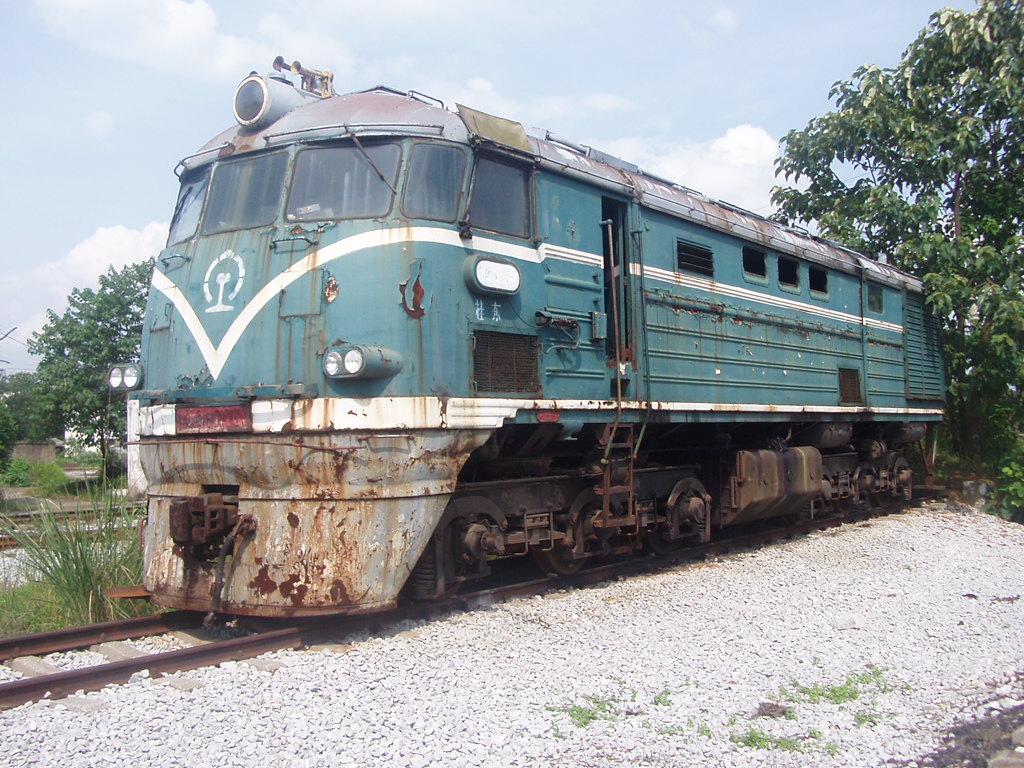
28;260;153;462
772;0;1024;464
0;400;16;470
0;371;63;444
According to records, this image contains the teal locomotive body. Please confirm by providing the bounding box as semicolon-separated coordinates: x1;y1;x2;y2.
116;60;944;616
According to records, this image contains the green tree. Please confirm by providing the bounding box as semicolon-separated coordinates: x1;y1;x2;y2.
0;400;16;470
772;0;1024;465
28;260;153;470
0;371;63;443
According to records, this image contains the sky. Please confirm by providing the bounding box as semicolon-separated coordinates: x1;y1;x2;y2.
0;0;976;373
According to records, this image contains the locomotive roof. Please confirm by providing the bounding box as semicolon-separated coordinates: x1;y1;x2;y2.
184;82;921;292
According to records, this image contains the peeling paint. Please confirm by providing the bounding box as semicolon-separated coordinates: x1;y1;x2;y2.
142;428;490;616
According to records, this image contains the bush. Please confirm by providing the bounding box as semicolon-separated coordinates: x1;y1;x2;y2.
996;452;1024;523
2;458;31;487
27;461;72;494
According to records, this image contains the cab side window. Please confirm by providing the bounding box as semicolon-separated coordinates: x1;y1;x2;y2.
403;144;467;222
468;156;531;238
867;283;884;313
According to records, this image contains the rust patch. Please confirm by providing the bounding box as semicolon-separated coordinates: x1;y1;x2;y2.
399;260;427;318
330;579;351;603
324;275;339;304
287;511;300;528
249;564;277;596
279;574;309;605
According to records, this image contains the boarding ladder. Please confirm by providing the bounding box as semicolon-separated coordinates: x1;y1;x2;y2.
594;423;638;531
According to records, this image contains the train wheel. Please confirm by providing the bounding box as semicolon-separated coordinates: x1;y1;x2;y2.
410;496;505;601
891;456;912;500
409;519;462;600
532;546;586;576
647;477;711;552
531;488;601;575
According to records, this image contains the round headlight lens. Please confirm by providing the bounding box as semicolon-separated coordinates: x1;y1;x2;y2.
343;348;364;375
108;367;123;389
234;78;268;125
122;365;140;389
323;350;344;377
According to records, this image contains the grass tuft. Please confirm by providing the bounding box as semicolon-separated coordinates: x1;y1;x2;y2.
0;491;155;634
782;666;891;705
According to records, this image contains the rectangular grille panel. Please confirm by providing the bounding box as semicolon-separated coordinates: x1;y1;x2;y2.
676;240;714;278
473;331;540;393
904;291;945;400
838;368;864;404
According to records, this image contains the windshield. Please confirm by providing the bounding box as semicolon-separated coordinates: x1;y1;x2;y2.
202;151;288;235
167;168;210;245
287;143;400;221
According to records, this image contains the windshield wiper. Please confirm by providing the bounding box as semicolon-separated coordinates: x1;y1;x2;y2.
348;133;398;195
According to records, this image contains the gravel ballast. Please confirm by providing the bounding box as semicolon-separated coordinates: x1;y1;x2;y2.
2;502;1023;767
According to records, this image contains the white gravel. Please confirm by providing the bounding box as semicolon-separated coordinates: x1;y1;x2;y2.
2;501;1023;767
0;550;34;589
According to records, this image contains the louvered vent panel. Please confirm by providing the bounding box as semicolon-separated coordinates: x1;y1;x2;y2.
838;368;864;404
904;292;945;400
473;331;540;393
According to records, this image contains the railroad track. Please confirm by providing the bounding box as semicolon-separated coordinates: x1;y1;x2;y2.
0;504;143;552
0;494;930;711
0;611;305;710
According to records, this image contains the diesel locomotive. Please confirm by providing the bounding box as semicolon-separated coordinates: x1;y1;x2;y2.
110;58;944;617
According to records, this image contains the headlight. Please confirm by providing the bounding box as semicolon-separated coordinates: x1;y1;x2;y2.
108;363;143;390
323;349;344;377
233;73;309;131
234;78;268;124
343;348;364;375
122;366;140;389
322;346;401;379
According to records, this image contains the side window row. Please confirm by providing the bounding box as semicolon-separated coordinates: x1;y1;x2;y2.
675;239;829;297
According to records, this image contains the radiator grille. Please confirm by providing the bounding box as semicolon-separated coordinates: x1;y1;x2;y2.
904;291;945;399
838;368;864;404
473;331;540;393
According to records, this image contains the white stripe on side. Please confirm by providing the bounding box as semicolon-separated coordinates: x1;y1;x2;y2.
138;396;942;436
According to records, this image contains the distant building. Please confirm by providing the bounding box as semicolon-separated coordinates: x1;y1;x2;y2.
11;439;63;464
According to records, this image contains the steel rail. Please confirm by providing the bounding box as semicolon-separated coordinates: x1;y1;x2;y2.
0;626;303;710
0;611;205;661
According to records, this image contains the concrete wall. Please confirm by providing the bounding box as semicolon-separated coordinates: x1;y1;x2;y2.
11;442;58;463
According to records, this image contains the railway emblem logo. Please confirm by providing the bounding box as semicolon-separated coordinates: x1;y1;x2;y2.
204;250;246;313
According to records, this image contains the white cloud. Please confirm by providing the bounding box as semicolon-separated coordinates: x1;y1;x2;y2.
581;93;637;113
444;78;635;130
256;13;356;82
34;0;276;81
54;223;168;287
82;110;114;137
452;77;525;118
594;125;781;213
709;7;738;32
3;223;168;369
